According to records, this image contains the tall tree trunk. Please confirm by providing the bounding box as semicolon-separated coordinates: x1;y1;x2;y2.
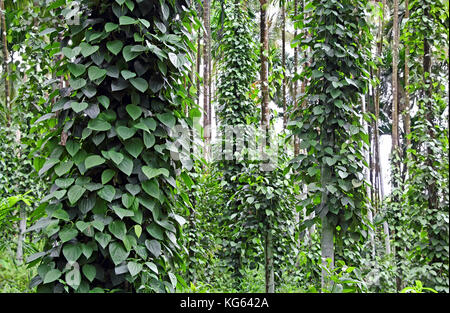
375;0;391;257
203;0;211;159
0;0;11;125
423;8;438;229
403;0;411;149
281;0;286;129
293;0;300;155
392;0;399;151
259;0;274;293
362;95;376;260
392;0;402;291
196;31;202;106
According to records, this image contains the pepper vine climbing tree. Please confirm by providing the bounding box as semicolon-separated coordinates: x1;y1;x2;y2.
28;0;194;293
289;0;372;290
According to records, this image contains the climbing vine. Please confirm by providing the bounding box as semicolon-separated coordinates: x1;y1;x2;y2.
28;0;194;293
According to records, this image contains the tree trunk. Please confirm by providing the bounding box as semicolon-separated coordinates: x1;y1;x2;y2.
264;230;275;293
293;0;300;155
392;0;399;150
281;1;286;129
203;0;211;159
16;206;27;263
403;0;411;149
260;0;273;293
321;215;334;291
362;95;376;260
0;0;11;125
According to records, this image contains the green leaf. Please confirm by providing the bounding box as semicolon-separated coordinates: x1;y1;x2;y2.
338;170;349;179
112;206;134;219
88;66;107;81
52;208;70;221
156;113;176;128
130;77;148;93
85;155;105;170
54;161;74;176
142;179;160;200
82;264;96;282
107;40;124;56
146;223;164;241
68;63;86;77
142;166;169;180
124;138;143;158
97;95;110;109
55;178;75;189
59;227;78;243
101;169;115;184
80;42;99;57
121;70;136;80
143;132;155;148
116;126;136;140
109;242;129;266
117;157;133;176
98;185;116;202
66;140;80;157
43;269;62;284
145;239;161;258
70;78;86;91
88;119;111;131
122;45;140;62
349;125;359;135
95;232;111;249
134;225;142;238
108;220;126;240
62;47;79;59
71;101;88;113
126;104;142;120
109;151;124;165
63;243;82;263
68;185;86;204
127;262;142;276
65;266;81;289
119;16;136;25
105;22;118;32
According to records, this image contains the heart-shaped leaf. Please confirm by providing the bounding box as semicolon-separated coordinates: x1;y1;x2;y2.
88;66;107;81
106;40;124;56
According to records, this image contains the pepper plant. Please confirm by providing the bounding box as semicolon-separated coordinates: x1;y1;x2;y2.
28;0;195;293
289;0;373;287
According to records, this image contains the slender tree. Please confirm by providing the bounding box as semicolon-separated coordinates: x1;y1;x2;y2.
203;0;211;159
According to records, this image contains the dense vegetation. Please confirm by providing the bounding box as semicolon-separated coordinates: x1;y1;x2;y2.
0;0;448;293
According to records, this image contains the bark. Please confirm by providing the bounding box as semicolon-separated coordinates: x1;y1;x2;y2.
203;0;211;159
362;95;376;260
392;0;399;150
16;206;27;263
0;0;11;125
293;0;300;155
281;1;286;129
320;156;334;291
375;0;391;257
196;31;202;106
423;7;438;221
260;0;274;293
264;230;275;293
321;215;334;291
403;0;411;149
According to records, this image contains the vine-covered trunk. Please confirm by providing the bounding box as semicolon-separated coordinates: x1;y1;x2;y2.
281;1;286;129
203;0;211;158
320;215;334;290
264;230;274;293
403;0;411;149
0;0;10;124
293;0;299;156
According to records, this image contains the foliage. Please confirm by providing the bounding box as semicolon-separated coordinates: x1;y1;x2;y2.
28;0;196;293
289;0;372;237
